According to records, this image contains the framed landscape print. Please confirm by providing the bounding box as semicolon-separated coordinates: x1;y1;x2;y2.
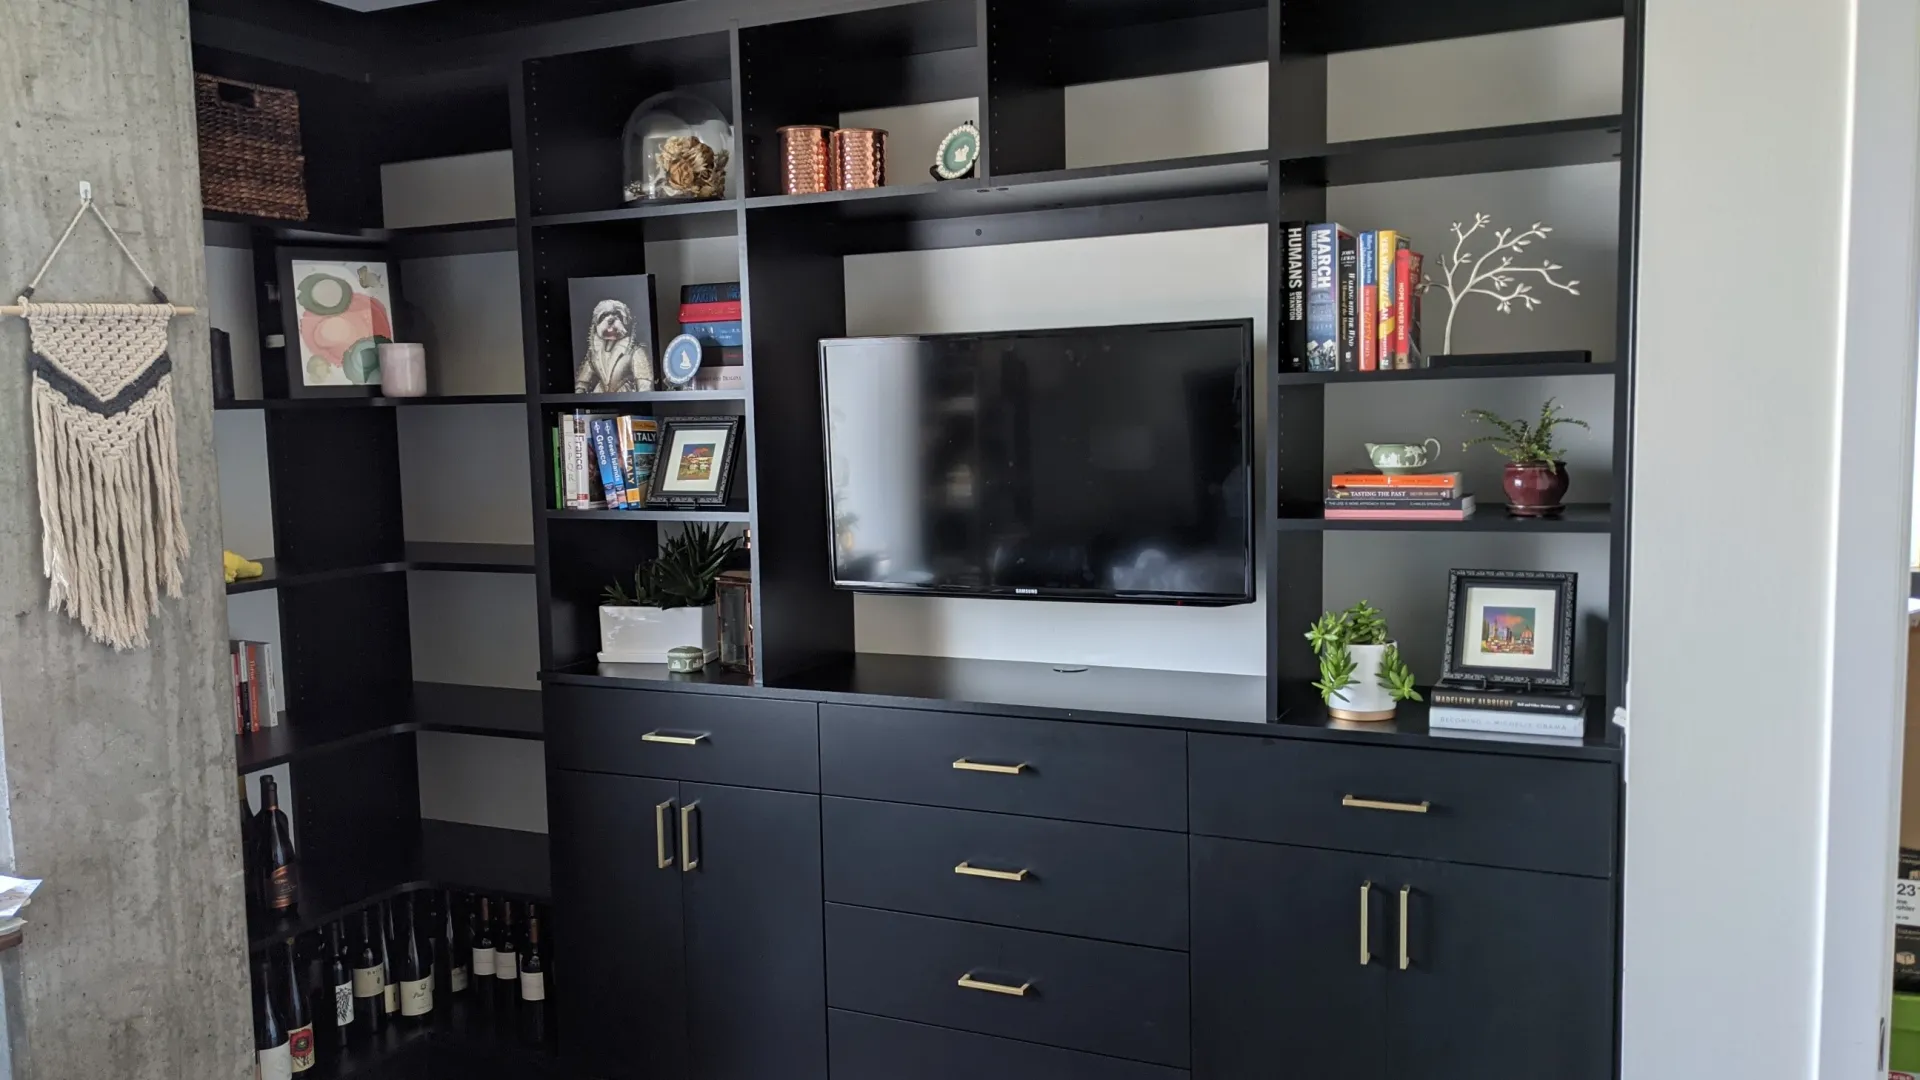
1440;569;1577;688
275;245;401;398
645;415;742;508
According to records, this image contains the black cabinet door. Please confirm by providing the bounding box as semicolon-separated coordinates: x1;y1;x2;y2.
680;782;827;1080
549;769;688;1080
1191;837;1391;1080
1387;860;1615;1080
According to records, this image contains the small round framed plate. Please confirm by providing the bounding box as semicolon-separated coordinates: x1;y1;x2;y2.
934;122;980;181
662;333;703;388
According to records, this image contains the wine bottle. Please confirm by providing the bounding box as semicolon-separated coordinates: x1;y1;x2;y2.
379;901;399;1018
444;890;470;994
255;775;298;913
254;953;293;1080
519;908;546;1003
282;939;315;1073
324;922;353;1046
470;896;496;980
351;910;385;1034
398;894;434;1022
494;900;519;993
239;776;258;912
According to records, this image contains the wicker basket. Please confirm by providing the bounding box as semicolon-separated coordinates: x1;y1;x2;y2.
195;73;308;221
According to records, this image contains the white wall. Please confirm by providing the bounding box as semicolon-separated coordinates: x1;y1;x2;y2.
848;20;1624;680
1622;0;1920;1075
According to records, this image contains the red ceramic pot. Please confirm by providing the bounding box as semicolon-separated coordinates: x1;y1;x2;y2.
1504;461;1569;516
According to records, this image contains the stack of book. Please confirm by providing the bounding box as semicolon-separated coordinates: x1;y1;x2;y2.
229;639;282;734
1280;221;1426;373
1427;683;1587;739
678;282;746;391
1325;472;1474;521
555;413;659;509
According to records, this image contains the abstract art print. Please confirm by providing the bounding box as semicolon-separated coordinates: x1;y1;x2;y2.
291;258;394;386
1441;569;1577;688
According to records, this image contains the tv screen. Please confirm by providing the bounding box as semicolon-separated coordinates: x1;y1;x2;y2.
820;320;1254;605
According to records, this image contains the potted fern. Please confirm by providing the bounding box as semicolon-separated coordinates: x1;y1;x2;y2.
1461;397;1590;517
599;523;743;664
1305;601;1422;722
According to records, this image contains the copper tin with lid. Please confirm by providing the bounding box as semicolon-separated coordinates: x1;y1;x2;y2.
830;127;887;190
777;125;832;195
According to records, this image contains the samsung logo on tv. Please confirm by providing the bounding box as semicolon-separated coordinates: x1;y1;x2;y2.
1015;588;1038;595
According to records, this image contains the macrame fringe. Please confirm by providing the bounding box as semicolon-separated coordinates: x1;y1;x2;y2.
32;377;187;650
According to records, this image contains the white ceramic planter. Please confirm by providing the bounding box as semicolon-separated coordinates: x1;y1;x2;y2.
1329;642;1399;722
598;604;718;664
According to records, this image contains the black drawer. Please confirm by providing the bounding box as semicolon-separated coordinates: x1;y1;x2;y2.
1189;733;1618;877
820;704;1184;830
546;685;818;792
824;798;1188;950
825;904;1189;1068
830;1010;1188;1080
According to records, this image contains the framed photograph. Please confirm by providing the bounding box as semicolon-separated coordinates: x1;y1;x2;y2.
1440;569;1577;688
645;415;742;508
569;274;658;393
276;246;401;398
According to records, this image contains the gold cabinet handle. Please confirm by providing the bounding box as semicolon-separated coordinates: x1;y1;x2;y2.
654;799;676;870
1342;795;1431;814
1359;881;1372;966
680;802;699;873
957;974;1031;997
1398;885;1412;970
642;731;708;746
952;758;1027;775
954;861;1030;882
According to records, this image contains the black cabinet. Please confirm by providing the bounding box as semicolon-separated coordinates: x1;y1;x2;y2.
550;769;825;1080
1191;836;1613;1080
551;770;688;1080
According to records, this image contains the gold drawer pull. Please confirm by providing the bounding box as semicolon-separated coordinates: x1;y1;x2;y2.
952;758;1027;775
1359;881;1372;966
1399;885;1413;970
954;861;1030;882
1342;795;1431;814
642;731;709;746
957;974;1031;997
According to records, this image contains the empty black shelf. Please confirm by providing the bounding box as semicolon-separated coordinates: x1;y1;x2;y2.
539;389;749;405
235;682;543;773
1276;352;1609;386
215;393;525;410
1284;116;1622;186
404;543;537;574
1277;503;1614;533
420;820;551;902
226;558;410;595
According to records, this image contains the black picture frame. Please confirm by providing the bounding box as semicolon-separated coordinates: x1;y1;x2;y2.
1440;569;1578;689
645;415;743;508
567;273;660;393
273;244;402;399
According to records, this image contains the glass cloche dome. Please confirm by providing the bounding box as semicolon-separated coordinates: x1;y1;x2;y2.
621;90;732;203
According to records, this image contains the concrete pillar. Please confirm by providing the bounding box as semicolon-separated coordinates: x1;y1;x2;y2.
0;1;250;1077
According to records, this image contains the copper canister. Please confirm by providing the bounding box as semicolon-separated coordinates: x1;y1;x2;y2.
777;125;831;195
830;127;887;190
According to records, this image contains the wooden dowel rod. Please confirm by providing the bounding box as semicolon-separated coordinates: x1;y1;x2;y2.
0;305;195;317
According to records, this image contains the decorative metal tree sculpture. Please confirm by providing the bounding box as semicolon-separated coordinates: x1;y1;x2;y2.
1430;213;1581;354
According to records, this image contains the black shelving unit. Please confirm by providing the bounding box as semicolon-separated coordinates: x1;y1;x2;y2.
197;0;1639;1075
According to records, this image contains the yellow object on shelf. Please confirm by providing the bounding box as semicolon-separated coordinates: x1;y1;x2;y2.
223;550;262;584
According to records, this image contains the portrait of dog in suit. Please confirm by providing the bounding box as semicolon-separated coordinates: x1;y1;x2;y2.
574;298;654;393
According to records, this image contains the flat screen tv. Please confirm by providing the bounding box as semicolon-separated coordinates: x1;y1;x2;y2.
819;319;1254;606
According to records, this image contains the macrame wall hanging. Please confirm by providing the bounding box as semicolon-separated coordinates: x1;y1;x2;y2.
2;185;198;650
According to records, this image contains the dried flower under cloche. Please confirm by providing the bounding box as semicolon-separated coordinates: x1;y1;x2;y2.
620;90;733;203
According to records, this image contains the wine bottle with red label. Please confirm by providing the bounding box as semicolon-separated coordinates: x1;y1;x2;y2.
255;775;298;913
282;939;315;1073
